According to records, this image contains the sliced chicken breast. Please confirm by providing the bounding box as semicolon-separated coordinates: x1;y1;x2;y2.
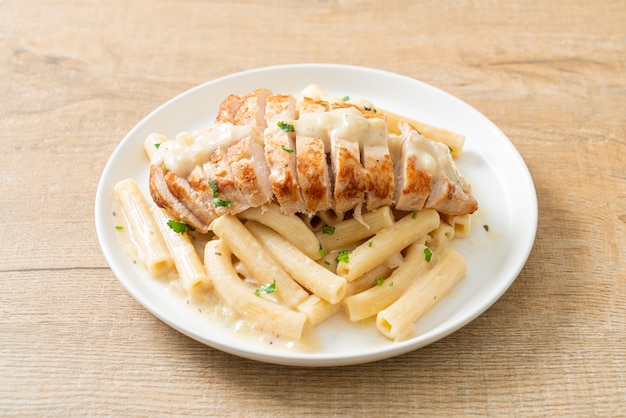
263;94;306;214
202;146;251;216
227;135;273;207
233;88;272;129
295;135;332;213
424;141;478;215
392;122;435;211
214;94;240;124
330;133;367;213
361;115;394;210
149;165;210;233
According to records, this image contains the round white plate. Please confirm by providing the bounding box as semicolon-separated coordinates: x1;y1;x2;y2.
95;64;537;367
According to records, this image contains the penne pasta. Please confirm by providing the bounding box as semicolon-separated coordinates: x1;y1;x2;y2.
316;209;345;226
316;206;395;252
345;263;394;296
150;205;211;295
246;221;347;304
114;178;174;277
238;203;321;260
336;209;440;281
426;222;455;256
297;295;342;326
210;214;309;308
343;243;430;322
204;240;307;340
143;133;167;160
377;109;465;158
444;214;472;238
376;249;467;340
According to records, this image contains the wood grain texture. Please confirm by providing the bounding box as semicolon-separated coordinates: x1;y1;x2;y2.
1;0;624;416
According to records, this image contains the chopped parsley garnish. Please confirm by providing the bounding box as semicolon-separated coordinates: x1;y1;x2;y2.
322;225;335;235
341;96;350;101
161;162;167;170
208;179;232;208
115;225;124;230
277;121;295;132
424;247;433;262
255;280;277;296
336;250;351;264
319;244;325;258
448;146;454;153
368;240;373;247
167;220;194;234
375;277;385;286
412;212;417;219
389;281;394;287
154;143;161;149
281;144;294;153
323;260;331;265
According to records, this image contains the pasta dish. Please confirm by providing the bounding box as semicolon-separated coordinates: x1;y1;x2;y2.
112;85;478;342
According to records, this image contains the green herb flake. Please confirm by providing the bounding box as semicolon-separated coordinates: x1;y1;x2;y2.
324;260;331;265
277;121;295;132
255;280;277;296
167;220;194;234
368;240;373;247
448;146;453;153
115;225;124;231
161;162;167;170
335;250;351;264
281;145;294;154
412;212;417;219
154;143;161;149
319;244;325;258
424;247;433;262
375;277;385;286
389;281;394;287
322;225;335;235
208;179;232;208
341;96;350;101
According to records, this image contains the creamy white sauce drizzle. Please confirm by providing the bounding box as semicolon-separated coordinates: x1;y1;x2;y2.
152;108;390;177
152;123;261;177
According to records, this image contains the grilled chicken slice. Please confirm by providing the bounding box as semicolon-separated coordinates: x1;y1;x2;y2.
424;141;478;215
149;165;211;233
214;94;240;124
227;135;273;207
202;146;251;216
263;94;306;214
233;88;272;129
295;135;332;213
330;133;367;213
393;122;435;211
361;115;394;210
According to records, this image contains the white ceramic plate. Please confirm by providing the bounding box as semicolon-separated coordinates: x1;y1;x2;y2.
95;64;537;367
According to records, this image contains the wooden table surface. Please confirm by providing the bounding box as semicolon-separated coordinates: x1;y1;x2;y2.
1;0;624;416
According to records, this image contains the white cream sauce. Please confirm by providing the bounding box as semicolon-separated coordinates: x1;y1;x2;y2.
152;123;261;177
152;108;390;177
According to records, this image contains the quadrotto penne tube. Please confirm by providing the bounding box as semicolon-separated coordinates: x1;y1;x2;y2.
204;240;307;340
150;205;211;295
376;249;467;340
246;221;347;304
336;209;440;281
343;243;431;322
210;214;309;308
114;178;174;277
